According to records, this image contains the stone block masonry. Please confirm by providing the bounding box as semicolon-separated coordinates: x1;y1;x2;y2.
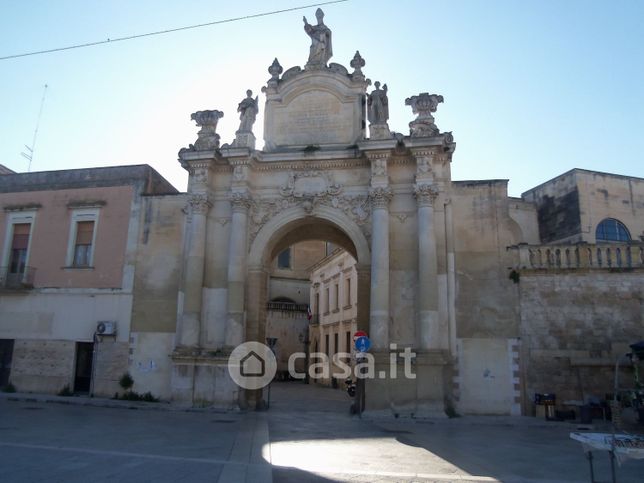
518;270;643;407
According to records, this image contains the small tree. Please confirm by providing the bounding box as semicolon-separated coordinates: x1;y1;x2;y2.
119;372;134;394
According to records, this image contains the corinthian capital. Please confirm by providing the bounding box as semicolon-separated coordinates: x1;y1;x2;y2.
228;191;252;212
188;193;212;215
414;184;439;207
369;186;393;209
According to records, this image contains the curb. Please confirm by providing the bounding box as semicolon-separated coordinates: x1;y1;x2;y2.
0;391;241;414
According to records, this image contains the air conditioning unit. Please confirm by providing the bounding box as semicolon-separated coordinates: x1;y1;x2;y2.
96;321;117;336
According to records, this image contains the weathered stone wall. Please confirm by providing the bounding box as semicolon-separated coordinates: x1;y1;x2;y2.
128;332;174;399
131;195;186;333
522;169;644;244
518;270;644;408
92;339;129;397
522;170;581;244
266;310;309;373
575;170;644;243
10;339;75;393
451;180;521;339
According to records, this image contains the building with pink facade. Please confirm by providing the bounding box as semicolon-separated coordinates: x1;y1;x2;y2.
0;165;177;396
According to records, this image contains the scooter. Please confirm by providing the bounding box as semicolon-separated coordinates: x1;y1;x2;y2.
345;377;356;398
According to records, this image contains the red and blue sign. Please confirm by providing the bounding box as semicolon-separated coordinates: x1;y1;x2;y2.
354;335;371;353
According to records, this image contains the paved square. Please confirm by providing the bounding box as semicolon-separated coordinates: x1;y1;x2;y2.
2;383;643;482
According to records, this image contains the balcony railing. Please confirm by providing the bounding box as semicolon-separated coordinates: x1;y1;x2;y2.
0;266;36;289
508;242;644;271
266;301;309;313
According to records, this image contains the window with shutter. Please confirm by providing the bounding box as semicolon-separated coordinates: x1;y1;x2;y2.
73;221;95;267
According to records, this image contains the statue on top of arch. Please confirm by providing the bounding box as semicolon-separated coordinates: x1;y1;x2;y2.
231;89;259;149
303;8;333;68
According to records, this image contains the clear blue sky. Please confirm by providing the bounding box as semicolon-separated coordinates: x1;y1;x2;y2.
1;0;643;196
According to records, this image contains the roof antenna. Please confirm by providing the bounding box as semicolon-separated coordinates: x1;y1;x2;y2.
21;83;48;172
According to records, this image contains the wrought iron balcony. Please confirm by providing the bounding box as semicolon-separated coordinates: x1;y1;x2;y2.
266;301;309;313
0;267;36;290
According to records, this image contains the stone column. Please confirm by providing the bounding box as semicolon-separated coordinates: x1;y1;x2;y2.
368;186;393;350
355;267;371;334
225;191;251;348
179;193;211;347
365;149;393;351
412;148;440;350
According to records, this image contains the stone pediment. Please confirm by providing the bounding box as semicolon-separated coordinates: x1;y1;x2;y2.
263;66;369;152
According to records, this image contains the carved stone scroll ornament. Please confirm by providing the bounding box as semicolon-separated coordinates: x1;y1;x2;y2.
279;170;342;198
184;110;224;151
413;183;439;207
369;186;394;209
405;93;444;138
416;154;433;175
248;192;372;247
190;163;211;188
229;191;252;212
232;165;247;182
371;159;386;177
187;193;212;215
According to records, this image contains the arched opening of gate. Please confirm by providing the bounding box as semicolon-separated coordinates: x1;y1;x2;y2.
245;210;371;411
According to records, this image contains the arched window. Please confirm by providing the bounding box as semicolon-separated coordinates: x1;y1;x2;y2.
595;218;631;242
277;247;291;269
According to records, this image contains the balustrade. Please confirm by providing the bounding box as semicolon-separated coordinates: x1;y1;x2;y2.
509;242;644;270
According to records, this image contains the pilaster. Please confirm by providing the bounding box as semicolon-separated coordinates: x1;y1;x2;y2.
176;158;213;349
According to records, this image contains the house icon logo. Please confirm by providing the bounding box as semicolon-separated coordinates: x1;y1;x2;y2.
228;341;277;390
240;350;265;377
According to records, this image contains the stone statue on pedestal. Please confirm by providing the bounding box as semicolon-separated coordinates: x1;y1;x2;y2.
303;8;333;67
232;90;258;149
367;82;392;140
236;90;258;133
368;82;389;125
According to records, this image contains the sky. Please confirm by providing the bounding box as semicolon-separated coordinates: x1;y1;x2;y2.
1;0;643;196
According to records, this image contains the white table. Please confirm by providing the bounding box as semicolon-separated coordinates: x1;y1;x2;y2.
570;432;644;482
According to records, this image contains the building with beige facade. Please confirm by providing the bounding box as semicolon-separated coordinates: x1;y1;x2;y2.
1;9;642;419
309;248;358;387
265;241;326;376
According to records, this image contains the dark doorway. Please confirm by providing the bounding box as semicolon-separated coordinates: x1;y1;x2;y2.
0;339;14;387
74;342;94;393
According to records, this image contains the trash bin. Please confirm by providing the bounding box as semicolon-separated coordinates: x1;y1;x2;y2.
541;393;556;420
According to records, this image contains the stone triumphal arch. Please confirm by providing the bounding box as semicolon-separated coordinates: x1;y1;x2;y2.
172;9;455;415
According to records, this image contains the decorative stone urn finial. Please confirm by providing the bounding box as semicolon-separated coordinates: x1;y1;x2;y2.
350;50;365;79
405;93;444;138
268;58;283;81
186;110;224;151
